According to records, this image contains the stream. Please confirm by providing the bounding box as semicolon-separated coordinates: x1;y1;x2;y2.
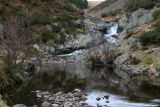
7;64;160;107
5;22;160;107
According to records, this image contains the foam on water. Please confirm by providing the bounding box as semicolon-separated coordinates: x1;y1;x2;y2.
104;23;119;43
85;90;159;107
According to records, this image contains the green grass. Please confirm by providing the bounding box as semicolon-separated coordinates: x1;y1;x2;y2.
136;51;154;65
155;64;160;72
152;9;160;20
139;28;160;46
135;51;160;71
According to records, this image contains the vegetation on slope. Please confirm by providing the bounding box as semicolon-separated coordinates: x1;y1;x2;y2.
101;9;122;17
69;0;88;8
139;28;160;46
0;0;84;93
125;0;160;12
0;0;84;44
88;0;117;12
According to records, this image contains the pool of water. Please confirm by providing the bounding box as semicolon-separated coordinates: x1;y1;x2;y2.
6;64;160;107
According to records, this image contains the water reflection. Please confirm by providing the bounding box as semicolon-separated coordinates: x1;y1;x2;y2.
7;64;160;106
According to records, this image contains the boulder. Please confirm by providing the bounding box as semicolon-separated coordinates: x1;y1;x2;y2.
114;65;149;79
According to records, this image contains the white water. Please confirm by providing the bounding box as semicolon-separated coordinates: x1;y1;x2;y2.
85;90;159;107
104;23;119;43
58;50;83;56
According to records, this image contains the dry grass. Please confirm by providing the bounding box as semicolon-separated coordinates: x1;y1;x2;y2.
0;96;8;107
88;0;117;12
135;51;160;72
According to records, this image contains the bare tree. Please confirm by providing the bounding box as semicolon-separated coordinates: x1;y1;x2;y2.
2;16;30;68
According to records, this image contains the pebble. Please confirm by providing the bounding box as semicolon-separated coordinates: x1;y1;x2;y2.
34;89;89;107
104;95;109;100
96;97;101;101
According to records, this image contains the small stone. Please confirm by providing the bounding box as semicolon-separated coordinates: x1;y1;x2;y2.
55;92;63;96
36;93;42;98
32;105;38;107
44;95;49;100
41;102;51;107
75;97;80;101
96;97;101;101
67;92;73;98
104;95;109;100
35;90;40;93
51;104;59;107
49;97;54;101
106;101;109;103
74;89;81;92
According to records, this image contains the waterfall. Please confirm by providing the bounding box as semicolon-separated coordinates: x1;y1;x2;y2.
104;23;119;43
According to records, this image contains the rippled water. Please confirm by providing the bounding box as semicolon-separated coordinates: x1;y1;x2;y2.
6;64;160;107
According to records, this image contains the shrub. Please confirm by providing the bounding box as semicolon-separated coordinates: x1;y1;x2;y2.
10;4;27;17
139;28;160;46
31;12;52;25
0;56;22;90
126;0;156;12
152;9;160;20
41;30;55;43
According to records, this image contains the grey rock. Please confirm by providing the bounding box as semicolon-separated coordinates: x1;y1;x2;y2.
13;104;27;107
136;41;143;49
96;97;101;101
32;105;38;107
51;104;59;107
128;37;137;46
114;65;149;79
41;102;51;107
119;8;159;30
114;53;131;65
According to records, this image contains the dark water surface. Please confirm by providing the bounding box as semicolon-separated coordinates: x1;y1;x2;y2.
6;64;160;107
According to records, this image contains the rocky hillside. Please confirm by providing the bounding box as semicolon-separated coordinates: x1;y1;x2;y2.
88;0;127;16
85;0;160;81
0;0;86;93
0;0;84;45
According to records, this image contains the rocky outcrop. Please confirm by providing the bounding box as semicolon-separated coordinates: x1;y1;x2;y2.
119;8;159;31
